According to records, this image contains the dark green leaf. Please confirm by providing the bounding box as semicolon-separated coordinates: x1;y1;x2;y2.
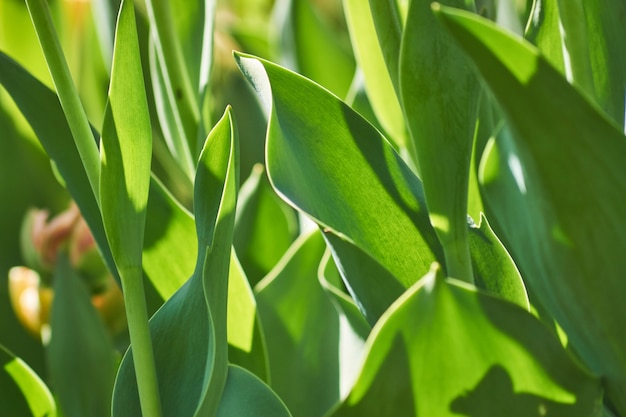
48;255;116;417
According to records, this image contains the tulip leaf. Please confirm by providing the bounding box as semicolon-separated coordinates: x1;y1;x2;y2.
256;231;345;417
0;345;56;417
100;0;152;273
343;0;407;148
235;52;444;316
434;5;626;412
216;365;291;416
234;164;298;287
47;254;116;417
112;107;238;416
399;0;479;283
329;265;603;416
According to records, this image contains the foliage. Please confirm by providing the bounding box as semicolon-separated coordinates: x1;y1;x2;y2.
0;0;624;415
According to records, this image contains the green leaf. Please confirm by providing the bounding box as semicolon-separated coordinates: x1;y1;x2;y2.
328;265;603;416
399;0;479;283
275;0;355;99
434;5;626;412
143;176;197;301
101;2;161;414
112;107;238;416
524;0;564;73
468;214;529;310
100;0;152;273
227;251;269;382
579;0;626;128
216;365;291;416
47;255;116;417
255;231;348;417
235;52;444;312
322;230;405;326
343;0;407;148
234;164;298;287
0;345;56;417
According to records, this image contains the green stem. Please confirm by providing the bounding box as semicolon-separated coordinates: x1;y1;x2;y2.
119;267;162;417
144;0;200;159
556;0;595;98
25;0;101;198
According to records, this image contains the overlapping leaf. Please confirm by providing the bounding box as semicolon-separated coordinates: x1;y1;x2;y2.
112;107;237;416
434;5;626;412
256;231;360;416
235;52;444;320
328;265;603;417
400;0;479;283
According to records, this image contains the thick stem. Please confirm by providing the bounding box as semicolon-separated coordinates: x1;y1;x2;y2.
25;0;101;198
119;267;162;417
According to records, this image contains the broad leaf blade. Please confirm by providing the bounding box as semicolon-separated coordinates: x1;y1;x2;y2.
0;345;56;417
329;266;603;416
435;6;626;412
235;53;444;310
48;255;116;417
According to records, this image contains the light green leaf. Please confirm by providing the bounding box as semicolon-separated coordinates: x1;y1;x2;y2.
216;365;291;416
399;0;479;284
234;164;298;287
235;52;444;312
227;250;269;382
112;107;238;416
100;0;152;273
328;265;603;416
47;254;116;417
255;231;345;417
367;0;403;95
343;0;407;148
468;214;529;310
143;176;197;301
434;5;626;412
0;345;56;417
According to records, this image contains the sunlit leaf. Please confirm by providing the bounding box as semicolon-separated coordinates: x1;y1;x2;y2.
434;5;626;412
0;345;56;417
329;265;603;417
112;107;238;416
235;52;444;320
